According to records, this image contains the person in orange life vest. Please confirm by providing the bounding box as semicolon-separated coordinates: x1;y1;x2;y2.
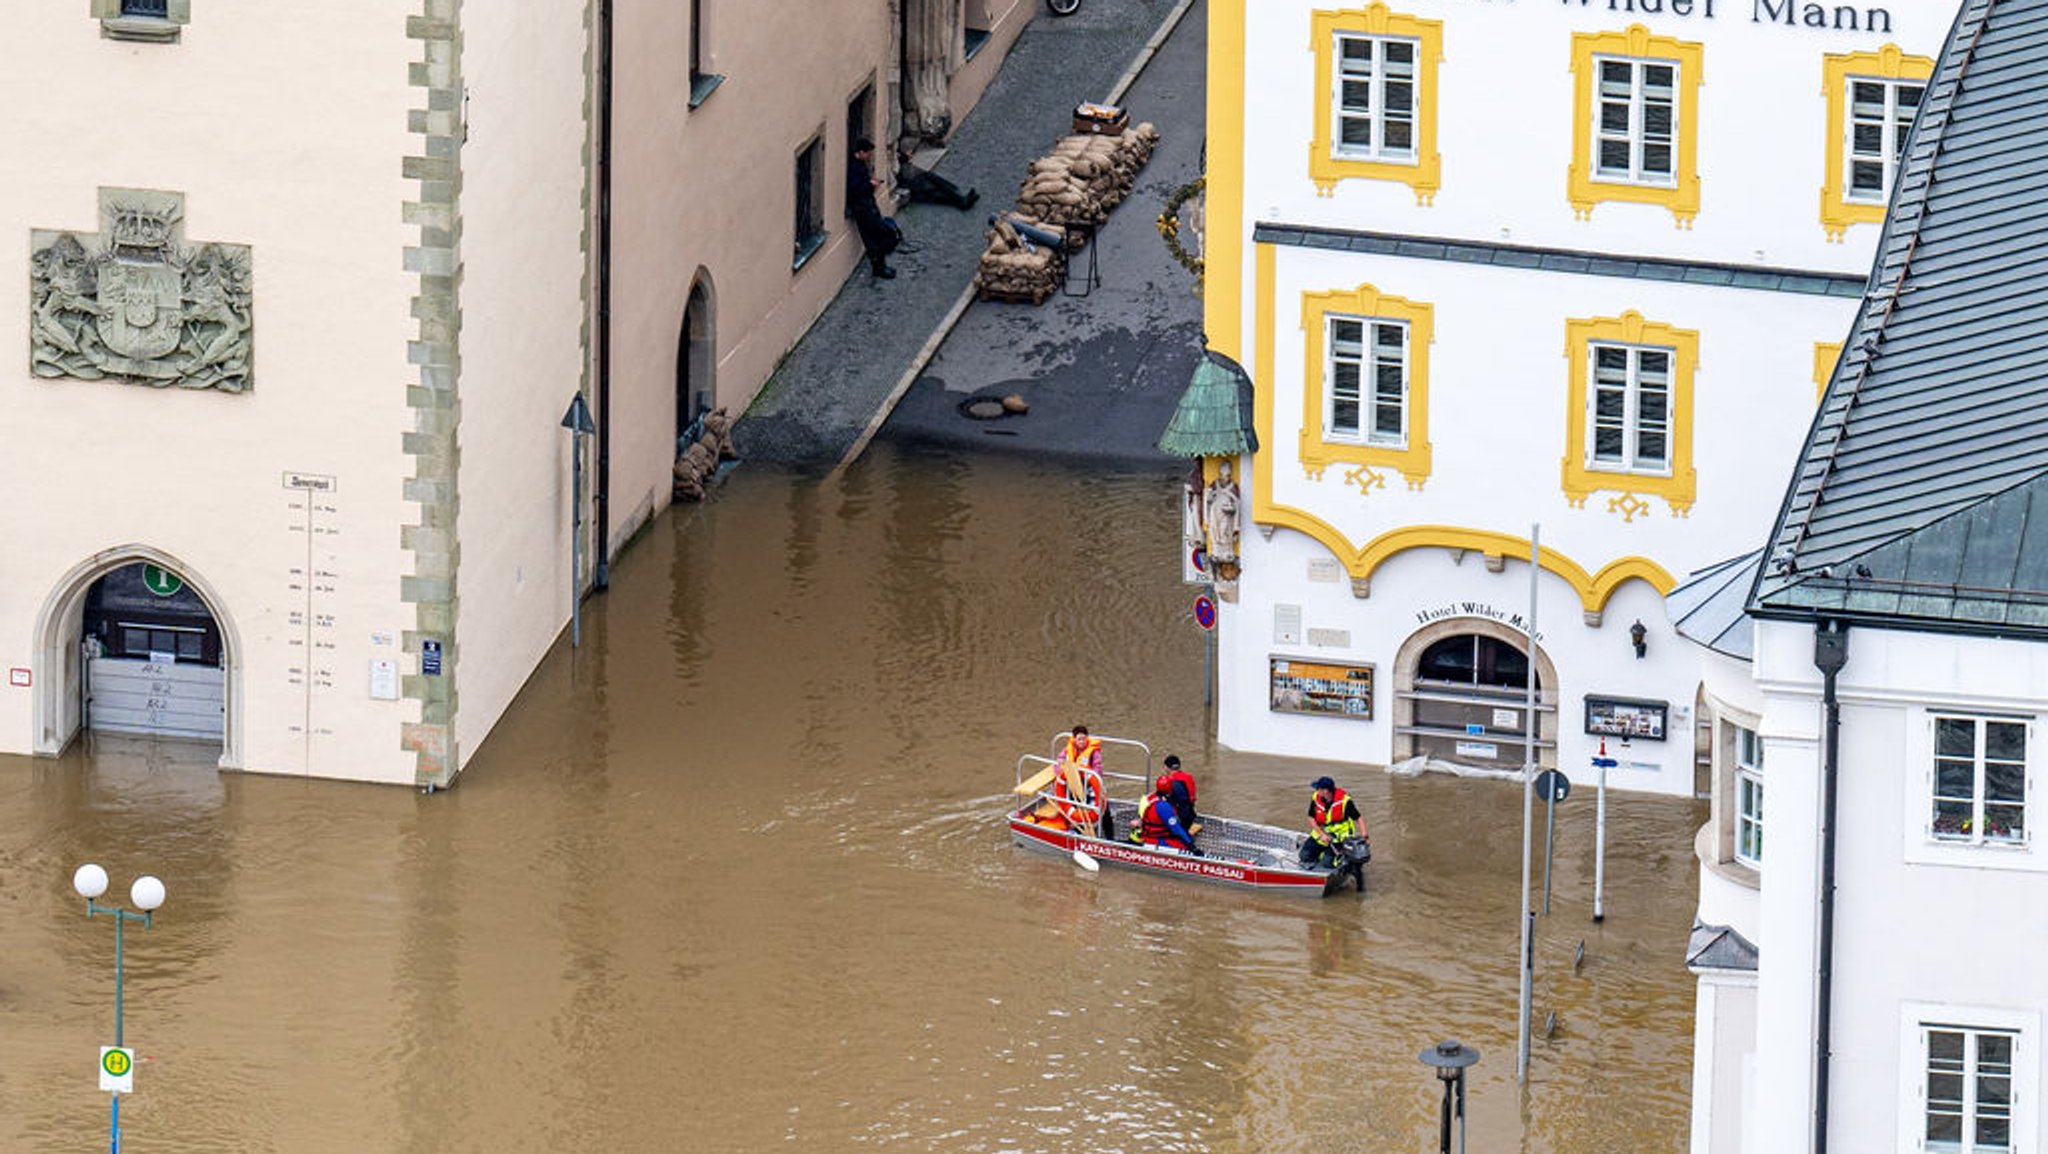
1052;725;1110;837
1136;775;1201;854
1299;775;1363;867
1161;754;1198;830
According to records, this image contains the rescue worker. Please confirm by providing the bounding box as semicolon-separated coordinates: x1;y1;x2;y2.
1052;725;1108;837
1136;775;1201;854
1161;754;1198;830
1300;775;1364;867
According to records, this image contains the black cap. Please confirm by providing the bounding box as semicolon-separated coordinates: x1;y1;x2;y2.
1163;755;1181;769
1311;776;1337;791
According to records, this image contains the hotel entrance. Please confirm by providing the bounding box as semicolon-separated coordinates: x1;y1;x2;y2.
1392;620;1556;771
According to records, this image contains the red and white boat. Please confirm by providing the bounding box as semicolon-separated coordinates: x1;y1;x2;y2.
1008;734;1366;897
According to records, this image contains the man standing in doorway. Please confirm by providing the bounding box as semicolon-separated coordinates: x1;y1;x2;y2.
848;138;899;280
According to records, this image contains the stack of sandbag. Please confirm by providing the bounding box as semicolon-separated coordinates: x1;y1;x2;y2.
671;407;737;502
976;214;1066;304
1014;123;1161;227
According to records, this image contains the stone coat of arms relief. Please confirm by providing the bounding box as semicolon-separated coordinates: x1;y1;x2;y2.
30;188;253;393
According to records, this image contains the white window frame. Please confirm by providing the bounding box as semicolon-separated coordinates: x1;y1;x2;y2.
1930;714;2030;848
1591;55;1679;187
1331;33;1420;165
1899;1004;2036;1154
1734;725;1763;866
1845;75;1924;205
1324;314;1409;448
1585;341;1673;476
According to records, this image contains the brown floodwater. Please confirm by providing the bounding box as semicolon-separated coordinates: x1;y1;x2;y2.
0;444;1703;1153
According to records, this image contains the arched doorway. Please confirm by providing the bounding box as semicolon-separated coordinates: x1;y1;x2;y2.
1392;618;1557;771
34;549;238;764
676;274;715;453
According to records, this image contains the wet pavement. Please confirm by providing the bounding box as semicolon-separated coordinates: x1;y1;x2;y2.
0;447;1701;1154
878;0;1206;463
738;0;1202;467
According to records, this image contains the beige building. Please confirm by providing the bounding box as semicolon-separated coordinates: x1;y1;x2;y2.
0;0;1024;785
604;0;1029;550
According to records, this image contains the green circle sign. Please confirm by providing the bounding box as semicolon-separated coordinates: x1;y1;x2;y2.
140;565;183;598
102;1049;131;1077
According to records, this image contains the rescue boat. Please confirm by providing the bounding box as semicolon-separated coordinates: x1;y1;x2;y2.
1009;734;1367;896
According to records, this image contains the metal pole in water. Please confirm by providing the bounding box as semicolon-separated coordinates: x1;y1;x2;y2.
570;432;584;649
1517;523;1538;1080
1543;790;1556;915
1205;602;1215;707
1594;752;1609;923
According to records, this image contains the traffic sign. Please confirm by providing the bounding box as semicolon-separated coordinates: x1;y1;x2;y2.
1193;595;1217;631
140;565;182;598
99;1046;133;1093
1534;769;1571;802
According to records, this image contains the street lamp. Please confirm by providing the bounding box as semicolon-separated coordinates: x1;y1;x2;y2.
74;863;165;1154
1419;1038;1479;1154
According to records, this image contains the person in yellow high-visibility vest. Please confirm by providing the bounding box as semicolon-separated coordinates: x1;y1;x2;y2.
1299;775;1364;867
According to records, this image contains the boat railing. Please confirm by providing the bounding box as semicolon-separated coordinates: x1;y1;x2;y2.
1013;753;1104;821
1048;732;1153;797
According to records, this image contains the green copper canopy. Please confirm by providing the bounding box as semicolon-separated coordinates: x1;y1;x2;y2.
1158;350;1259;458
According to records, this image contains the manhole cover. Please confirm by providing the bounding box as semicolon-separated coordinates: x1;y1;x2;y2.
958;396;1009;420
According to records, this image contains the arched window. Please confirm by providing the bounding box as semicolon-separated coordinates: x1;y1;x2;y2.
1417;633;1536;690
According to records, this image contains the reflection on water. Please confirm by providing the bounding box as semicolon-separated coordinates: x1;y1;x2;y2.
0;444;1701;1153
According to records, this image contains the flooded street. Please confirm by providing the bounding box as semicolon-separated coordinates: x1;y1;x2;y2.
0;445;1701;1153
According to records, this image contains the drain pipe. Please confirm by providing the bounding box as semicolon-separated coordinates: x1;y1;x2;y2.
1811;618;1848;1154
593;0;614;590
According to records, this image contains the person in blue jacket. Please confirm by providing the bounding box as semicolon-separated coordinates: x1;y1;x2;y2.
1135;775;1201;854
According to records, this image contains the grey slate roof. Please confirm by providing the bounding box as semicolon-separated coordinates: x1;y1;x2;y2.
1751;0;2048;636
1668;551;1763;660
1251;223;1866;298
1686;921;1760;973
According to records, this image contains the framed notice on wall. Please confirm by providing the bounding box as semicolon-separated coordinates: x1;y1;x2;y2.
1584;695;1668;741
1270;657;1374;720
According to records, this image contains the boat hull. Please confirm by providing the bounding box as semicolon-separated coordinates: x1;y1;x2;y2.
1008;815;1346;896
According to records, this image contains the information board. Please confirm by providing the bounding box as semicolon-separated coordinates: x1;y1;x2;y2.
1269;657;1374;720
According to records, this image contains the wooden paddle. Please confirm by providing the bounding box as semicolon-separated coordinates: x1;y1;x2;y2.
1060;762;1099;838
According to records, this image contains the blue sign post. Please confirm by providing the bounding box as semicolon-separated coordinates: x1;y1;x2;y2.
421;639;442;677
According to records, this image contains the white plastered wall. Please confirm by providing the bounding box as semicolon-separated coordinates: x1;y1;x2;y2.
0;3;421;782
449;0;595;769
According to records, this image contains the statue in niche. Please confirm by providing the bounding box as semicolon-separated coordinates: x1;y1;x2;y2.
29;188;253;393
1203;459;1243;599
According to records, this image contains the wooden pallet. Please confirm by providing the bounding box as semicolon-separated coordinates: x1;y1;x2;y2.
977;282;1055;306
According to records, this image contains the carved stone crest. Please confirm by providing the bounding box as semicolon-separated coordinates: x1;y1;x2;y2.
30;189;253;392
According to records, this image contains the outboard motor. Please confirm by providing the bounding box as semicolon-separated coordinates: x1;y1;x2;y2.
1331;836;1372;893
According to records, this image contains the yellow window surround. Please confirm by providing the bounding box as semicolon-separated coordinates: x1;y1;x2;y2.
1252;244;1672;611
1567;25;1703;227
1299;283;1433;488
1814;340;1843;402
1560;310;1699;516
1818;45;1934;242
1308;4;1445;203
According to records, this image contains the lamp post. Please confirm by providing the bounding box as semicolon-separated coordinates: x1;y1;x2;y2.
1419;1038;1479;1154
73;863;166;1154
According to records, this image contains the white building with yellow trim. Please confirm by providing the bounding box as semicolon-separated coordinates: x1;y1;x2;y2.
1202;0;1951;793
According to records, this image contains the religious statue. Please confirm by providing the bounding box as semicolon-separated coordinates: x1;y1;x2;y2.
1203;460;1243;599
